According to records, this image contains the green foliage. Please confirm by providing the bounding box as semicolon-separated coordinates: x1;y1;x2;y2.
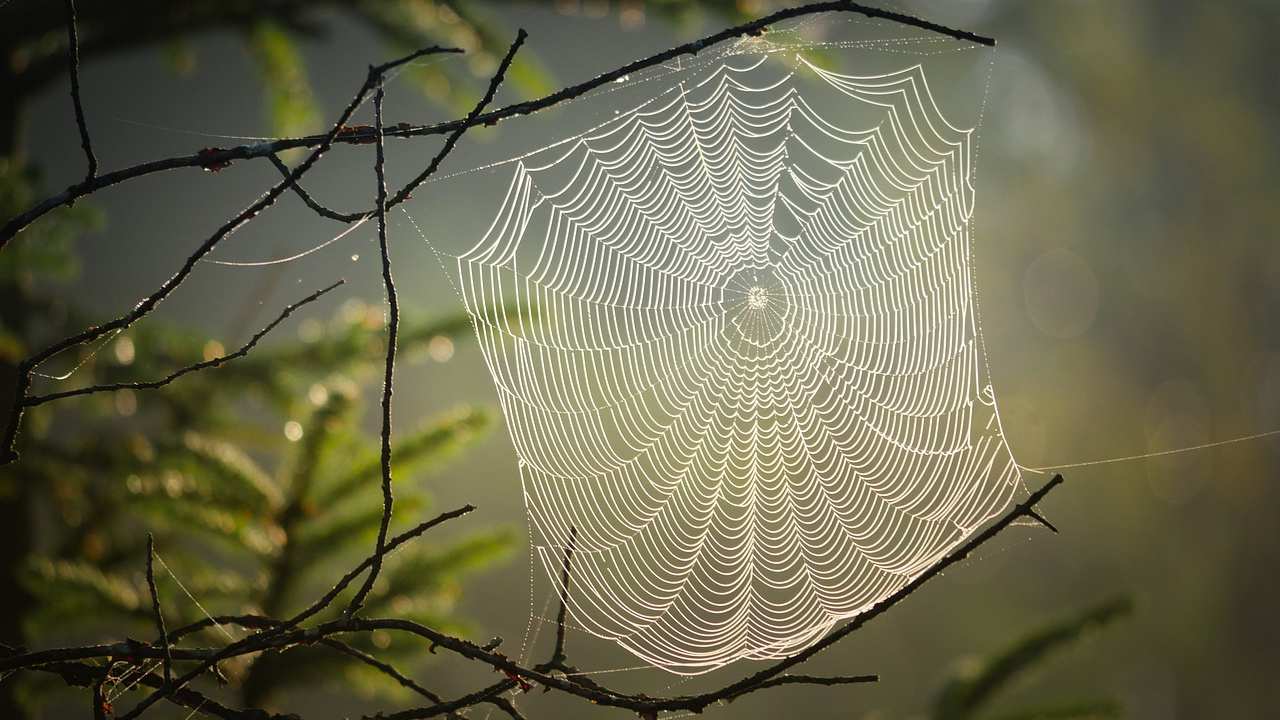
3;164;517;707
931;596;1134;720
245;20;321;140
0;160;101;361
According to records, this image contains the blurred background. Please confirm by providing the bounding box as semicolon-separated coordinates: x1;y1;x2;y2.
2;1;1278;718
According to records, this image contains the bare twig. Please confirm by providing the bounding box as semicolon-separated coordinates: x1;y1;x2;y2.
319;639;443;703
341;477;1066;715
322;640;523;720
548;527;577;670
288;504;476;630
0;1;993;248
348;28;526;616
145;613;498;720
144;534;172;685
368;680;522;720
346;76;398;616
268;153;364;223
1;643;220;672
385;29;528;210
63;0;97;183
269;26;528;228
21;280;344;407
734;673;879;694
1025;507;1060;533
698;475;1067;712
528;526;609;697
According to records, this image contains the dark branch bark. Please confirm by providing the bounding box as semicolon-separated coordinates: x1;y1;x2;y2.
385;29;528;211
63;0;97;183
348;29;525;616
144;533;172;685
547;526;577;670
346;76;397;616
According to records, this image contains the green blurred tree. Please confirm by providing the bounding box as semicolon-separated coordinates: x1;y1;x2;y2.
929;596;1132;720
0;178;518;714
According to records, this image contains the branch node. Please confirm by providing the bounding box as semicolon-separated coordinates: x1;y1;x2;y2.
197;147;233;172
1024;506;1060;534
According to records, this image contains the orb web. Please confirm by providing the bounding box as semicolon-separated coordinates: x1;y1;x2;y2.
455;43;1021;674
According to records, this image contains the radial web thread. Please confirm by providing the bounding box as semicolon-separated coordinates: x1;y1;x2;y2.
456;47;1021;674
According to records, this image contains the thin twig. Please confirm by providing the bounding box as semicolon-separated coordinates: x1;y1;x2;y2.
268;27;527;227
22;280;344;407
348;28;526;615
346;76;397;616
368;680;522;720
144;534;172;685
64;0;97;183
385;29;528;210
698;475;1067;712
0;2;992;248
1025;507;1059;533
289;504;475;629
531;525;609;696
268;153;364;223
548;526;577;669
1;643;221;672
733;673;879;695
318;639;443;703
341;476;1067;715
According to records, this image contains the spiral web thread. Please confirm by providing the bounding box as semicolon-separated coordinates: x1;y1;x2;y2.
455;40;1021;674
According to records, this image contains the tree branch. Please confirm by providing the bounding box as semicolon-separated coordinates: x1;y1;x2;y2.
144;533;172;686
0;1;992;249
64;0;97;184
30;658;289;720
346;75;397;617
385;28;528;210
268;153;364;223
20;279;343;407
348;28;525;616
547;526;577;670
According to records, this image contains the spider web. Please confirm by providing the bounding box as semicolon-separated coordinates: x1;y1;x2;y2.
453;31;1021;675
